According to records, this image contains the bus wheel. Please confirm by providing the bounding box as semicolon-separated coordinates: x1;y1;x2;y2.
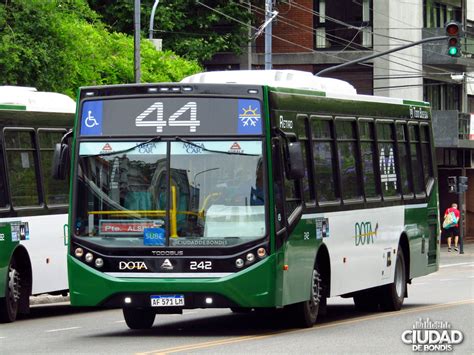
379;248;406;311
0;259;21;323
123;308;156;329
289;267;321;328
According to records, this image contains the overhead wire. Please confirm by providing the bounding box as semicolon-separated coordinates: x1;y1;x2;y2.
196;1;465;89
349;0;465;79
195;1;376;71
285;0;465;79
281;1;428;64
241;2;425;76
245;2;427;75
279;0;465;84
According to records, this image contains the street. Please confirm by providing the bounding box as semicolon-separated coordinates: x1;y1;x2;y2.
0;244;472;354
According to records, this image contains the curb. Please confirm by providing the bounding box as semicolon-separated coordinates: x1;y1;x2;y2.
30;294;70;306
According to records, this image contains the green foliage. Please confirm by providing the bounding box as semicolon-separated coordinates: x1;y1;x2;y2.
87;0;253;63
0;0;201;97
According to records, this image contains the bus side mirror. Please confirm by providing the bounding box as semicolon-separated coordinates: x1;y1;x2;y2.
52;143;70;180
286;141;305;180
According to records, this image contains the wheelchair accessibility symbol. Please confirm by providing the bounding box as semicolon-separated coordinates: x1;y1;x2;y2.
84;110;99;128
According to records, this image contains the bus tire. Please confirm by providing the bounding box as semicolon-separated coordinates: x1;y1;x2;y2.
123;308;156;329
379;248;406;311
0;258;21;323
289;266;321;328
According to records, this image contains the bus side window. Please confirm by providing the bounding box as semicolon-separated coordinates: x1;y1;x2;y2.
408;123;425;195
376;121;401;198
295;114;314;204
4;129;41;207
283;142;302;219
0;133;8;208
310;116;340;203
359;119;381;200
335;119;363;201
396;123;414;198
420;124;434;191
38;129;69;206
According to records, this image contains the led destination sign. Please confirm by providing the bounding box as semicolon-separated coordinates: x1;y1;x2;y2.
80;97;263;136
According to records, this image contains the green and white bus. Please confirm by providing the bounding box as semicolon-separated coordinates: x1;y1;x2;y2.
0;86;75;322
62;70;439;329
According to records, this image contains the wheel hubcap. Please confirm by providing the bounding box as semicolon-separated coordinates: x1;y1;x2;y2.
8;267;21;304
309;270;321;313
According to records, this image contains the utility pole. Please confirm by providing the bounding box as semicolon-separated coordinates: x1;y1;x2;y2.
264;0;272;70
134;0;141;83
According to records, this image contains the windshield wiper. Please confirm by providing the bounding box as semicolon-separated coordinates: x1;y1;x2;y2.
175;136;260;156
87;136;162;157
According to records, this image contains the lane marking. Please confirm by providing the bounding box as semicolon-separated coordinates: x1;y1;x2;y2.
136;299;474;355
114;320;126;324
45;326;81;333
440;262;474;269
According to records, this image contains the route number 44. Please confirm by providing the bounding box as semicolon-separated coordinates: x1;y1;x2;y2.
135;101;201;133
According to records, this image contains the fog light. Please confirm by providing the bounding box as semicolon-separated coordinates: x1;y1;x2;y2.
246;253;255;263
85;252;94;263
257;248;266;258
95;258;104;268
205;297;213;304
124;297;132;304
74;248;84;258
235;258;244;268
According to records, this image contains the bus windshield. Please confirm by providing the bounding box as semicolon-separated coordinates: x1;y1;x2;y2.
74;140;266;248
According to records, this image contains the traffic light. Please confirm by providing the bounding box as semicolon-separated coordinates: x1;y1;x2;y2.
445;21;462;57
458;176;468;193
447;176;457;193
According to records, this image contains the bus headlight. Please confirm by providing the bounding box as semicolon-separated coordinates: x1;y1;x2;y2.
257;248;266;258
235;258;244;268
74;248;84;258
95;258;104;268
85;253;94;263
246;253;255;263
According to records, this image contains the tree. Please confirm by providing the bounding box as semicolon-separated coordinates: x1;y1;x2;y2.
0;0;201;97
87;0;254;63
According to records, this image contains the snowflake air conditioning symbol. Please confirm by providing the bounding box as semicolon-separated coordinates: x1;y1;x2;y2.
238;99;262;135
240;106;260;127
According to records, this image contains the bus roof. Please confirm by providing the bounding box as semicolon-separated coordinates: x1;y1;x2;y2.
181;70;357;95
0;86;76;113
181;70;430;107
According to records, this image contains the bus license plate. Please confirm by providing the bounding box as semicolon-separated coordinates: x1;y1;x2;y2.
150;295;185;307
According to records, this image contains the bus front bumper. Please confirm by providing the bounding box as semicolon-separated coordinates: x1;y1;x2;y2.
67;255;277;309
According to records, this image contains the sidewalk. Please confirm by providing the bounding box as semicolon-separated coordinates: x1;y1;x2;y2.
30;294;69;306
439;239;474;264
